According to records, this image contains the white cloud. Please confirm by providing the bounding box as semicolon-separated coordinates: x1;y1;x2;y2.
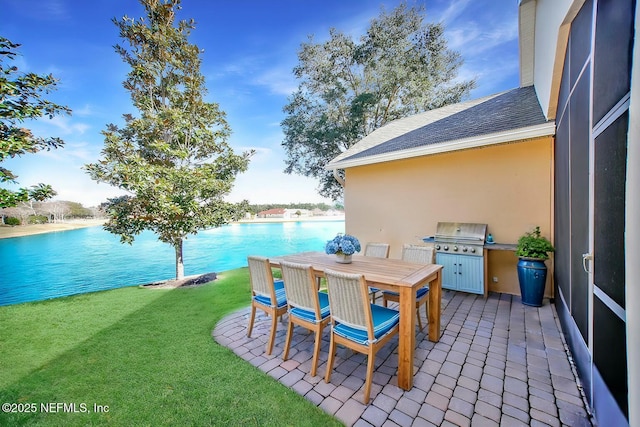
72;104;97;117
436;0;474;25
48;115;91;135
251;65;298;96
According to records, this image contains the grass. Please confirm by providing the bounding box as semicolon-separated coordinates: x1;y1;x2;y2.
0;268;342;426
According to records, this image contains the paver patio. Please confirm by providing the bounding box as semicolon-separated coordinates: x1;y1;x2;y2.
213;291;595;426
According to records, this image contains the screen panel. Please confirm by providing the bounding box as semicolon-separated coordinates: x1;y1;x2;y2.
594;113;628;308
570;0;592;86
593;297;628;417
569;71;591;341
554;102;571;303
593;0;634;123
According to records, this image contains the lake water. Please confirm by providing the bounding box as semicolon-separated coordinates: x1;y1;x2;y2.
0;220;344;306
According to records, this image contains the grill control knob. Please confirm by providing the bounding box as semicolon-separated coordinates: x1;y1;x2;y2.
462;246;468;252
435;244;441;250
443;245;449;251
470;247;476;253
453;245;458;251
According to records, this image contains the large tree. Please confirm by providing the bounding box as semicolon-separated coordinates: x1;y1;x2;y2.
85;0;252;279
282;3;476;200
0;37;70;208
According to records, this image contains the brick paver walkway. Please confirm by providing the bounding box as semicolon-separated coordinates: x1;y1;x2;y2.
213;291;595;426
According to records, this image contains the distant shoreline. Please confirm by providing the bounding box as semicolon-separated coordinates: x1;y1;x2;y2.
0;215;345;239
0;219;106;239
236;215;344;224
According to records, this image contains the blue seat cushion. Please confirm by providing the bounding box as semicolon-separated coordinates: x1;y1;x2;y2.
333;304;400;345
383;286;429;299
254;280;287;308
290;292;330;323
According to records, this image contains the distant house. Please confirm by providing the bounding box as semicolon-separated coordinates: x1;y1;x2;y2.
287;209;311;218
326;1;638;425
256;208;312;219
257;208;286;218
324;209;345;217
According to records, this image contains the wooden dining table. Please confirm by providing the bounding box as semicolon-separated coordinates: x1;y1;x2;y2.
269;251;443;391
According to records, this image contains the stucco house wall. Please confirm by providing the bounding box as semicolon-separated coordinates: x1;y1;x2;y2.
343;136;554;297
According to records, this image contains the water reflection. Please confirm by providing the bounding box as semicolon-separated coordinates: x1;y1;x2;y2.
0;220;344;306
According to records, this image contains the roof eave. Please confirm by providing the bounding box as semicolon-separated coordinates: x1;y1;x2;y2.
325;121;556;170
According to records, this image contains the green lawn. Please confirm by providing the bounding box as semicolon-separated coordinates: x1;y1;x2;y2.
0;268;342;426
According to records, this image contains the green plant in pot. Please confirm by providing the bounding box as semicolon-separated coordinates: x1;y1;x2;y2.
516;226;555;306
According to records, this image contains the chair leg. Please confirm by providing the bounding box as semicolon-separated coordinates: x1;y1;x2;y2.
416;305;423;330
423;301;429;323
310;325;323;377
325;333;337;383
266;311;278;355
247;305;256;337
282;318;294;361
363;348;376;404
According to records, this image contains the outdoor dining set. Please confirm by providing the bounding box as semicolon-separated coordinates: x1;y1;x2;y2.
245;242;444;404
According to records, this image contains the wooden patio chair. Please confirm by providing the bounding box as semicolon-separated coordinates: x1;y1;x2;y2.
280;261;331;376
382;244;434;330
364;242;390;303
324;268;400;404
246;256;288;355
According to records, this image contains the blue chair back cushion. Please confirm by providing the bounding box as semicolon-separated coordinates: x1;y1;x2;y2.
383;285;429;298
290;292;330;323
333;304;399;345
253;279;287;308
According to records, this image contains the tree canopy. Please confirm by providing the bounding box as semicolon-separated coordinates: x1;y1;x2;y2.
281;2;476;200
0;37;71;208
85;0;252;279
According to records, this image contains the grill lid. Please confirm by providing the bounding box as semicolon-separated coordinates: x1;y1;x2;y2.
435;222;487;244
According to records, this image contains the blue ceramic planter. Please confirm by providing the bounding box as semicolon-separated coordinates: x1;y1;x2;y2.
517;258;547;307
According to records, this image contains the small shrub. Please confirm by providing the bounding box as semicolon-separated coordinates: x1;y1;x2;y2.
28;215;48;224
5;217;21;226
516;226;555;259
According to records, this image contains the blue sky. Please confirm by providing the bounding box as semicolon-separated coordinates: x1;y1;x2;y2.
2;0;520;207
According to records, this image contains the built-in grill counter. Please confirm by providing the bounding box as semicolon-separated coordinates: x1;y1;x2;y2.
424;223;517;297
484;243;517;251
429;222;488;296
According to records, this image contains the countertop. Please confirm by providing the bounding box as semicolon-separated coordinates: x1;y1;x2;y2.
422;237;516;251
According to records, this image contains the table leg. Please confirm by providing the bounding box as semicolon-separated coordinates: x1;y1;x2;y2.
397;286;416;390
428;270;442;342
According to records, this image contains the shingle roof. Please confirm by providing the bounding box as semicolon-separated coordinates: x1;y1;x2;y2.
326;86;554;169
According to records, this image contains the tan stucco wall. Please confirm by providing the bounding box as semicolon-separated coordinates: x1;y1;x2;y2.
343;137;554;297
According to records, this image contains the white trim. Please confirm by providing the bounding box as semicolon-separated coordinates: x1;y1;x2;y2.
593;92;631;138
625;3;640;425
588;0;596;382
325;122;556;170
594;285;626;323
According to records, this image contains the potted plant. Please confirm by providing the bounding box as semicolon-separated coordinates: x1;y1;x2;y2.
325;233;361;263
515;226;555;306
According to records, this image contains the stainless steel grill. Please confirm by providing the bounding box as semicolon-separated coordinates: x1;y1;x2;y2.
434;222;487;257
434;222;487;295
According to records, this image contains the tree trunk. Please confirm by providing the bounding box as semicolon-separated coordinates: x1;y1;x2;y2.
175;239;184;280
